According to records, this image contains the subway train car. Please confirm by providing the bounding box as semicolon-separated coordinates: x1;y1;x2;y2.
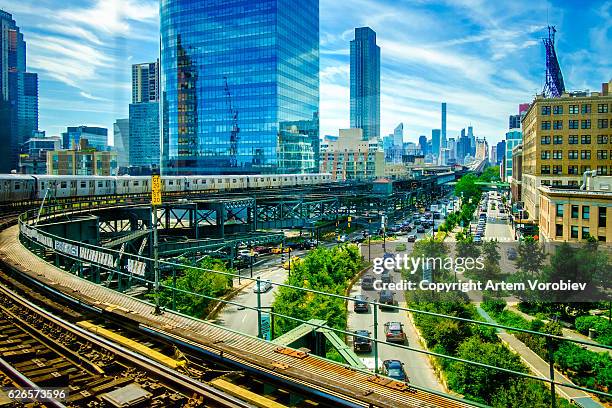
0;173;334;205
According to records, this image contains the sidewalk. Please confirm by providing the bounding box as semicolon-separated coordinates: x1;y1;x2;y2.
473;301;603;406
507;304;612;357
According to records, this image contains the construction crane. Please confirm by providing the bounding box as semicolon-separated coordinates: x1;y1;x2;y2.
223;76;239;168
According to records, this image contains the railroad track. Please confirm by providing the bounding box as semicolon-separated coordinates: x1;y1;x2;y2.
0;280;253;408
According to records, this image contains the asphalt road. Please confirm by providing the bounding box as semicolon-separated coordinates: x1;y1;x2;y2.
346;254;444;392
213;266;287;336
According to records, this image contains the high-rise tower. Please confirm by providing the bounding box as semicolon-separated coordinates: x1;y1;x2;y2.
350;27;380;141
441;102;447;148
0;9;38;173
160;0;319;175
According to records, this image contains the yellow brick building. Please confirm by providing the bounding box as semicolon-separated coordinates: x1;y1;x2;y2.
521;80;612;221
538;176;611;244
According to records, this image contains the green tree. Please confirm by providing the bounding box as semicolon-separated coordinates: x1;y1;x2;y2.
448;336;527;404
156;257;233;317
515;236;546;277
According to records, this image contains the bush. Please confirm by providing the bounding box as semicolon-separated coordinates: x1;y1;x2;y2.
482;297;507;315
575;315;612;346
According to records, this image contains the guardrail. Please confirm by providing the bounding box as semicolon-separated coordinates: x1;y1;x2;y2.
16;204;612;408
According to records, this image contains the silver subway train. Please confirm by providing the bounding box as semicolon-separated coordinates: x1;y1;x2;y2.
0;173;334;203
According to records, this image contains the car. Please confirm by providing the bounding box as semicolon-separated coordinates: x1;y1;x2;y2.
407;234;417;242
474;236;482;243
400;224;413;232
338;234;348;243
382;360;408;382
361;275;375;290
381;270;393;284
384;322;407;344
254;246;270;255
238;249;257;259
353;330;372;353
379;290;395;309
253;279;272;293
416;226;425;233
507;248;518;260
271;247;290;254
353;294;369;313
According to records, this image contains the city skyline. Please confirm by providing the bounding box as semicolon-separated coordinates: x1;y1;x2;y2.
2;0;610;148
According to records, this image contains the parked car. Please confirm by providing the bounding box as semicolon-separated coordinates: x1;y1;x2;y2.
416;226;425;233
382;360;408;382
379;290;395;309
353;330;372;353
253;279;272;293
361;275;375;290
384;322;407;344
353;294;369;313
407;234;417;242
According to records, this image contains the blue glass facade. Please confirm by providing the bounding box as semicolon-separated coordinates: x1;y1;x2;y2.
505;130;522;179
129;102;160;168
62;126;108;151
160;0;319;175
350;27;380;140
0;10;37;173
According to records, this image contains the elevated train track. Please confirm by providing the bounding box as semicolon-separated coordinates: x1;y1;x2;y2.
0;200;475;408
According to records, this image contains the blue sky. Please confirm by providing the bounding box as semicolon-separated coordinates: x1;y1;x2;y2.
3;0;611;147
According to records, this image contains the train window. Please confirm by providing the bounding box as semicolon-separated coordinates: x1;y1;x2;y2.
134;181;139;186
218;179;222;183
98;182;103;187
14;183;20;190
273;178;276;181
232;179;237;183
80;182;86;188
71;181;75;188
202;180;206;184
61;181;67;188
41;182;45;189
169;180;174;185
106;181;109;187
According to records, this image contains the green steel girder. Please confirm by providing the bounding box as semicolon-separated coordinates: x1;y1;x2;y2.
158;232;284;257
255;197;339;226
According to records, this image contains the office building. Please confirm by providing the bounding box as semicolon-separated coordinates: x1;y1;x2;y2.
0;10;38;173
521;80;612;222
62;126;108;151
160;0;319;175
418;135;428;155
504;130;523;181
510;144;523;202
509;114;521;130
431;129;441;162
18;131;61;174
320;128;383;181
350;27;380;141
495;140;506;166
132;60;159;103
490;147;497;165
538;175;611;244
113;119;129;169
47;139;117;176
441;103;447;148
129;61;160;171
468;126;476;157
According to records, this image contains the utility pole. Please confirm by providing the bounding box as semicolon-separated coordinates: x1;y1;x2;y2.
151;169;162;315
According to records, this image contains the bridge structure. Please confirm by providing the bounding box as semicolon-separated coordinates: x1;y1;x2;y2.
3;171;607;407
5;200;611;408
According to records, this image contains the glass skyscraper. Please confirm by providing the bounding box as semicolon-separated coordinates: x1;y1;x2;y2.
129;60;160;171
350;27;380;141
160;0;319;175
0;9;38;173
